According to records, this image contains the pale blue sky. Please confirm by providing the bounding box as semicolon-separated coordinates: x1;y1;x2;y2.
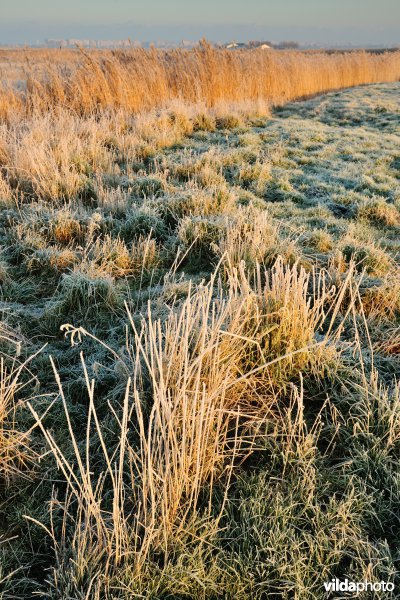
1;0;399;45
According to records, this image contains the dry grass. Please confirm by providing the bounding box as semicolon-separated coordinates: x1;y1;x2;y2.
0;342;36;484
1;47;399;206
215;208;280;272
88;233;159;278
1;45;400;119
361;276;400;322
1;52;399;595
375;328;400;355
25;257;354;595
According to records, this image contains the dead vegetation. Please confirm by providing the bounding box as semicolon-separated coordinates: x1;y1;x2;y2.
0;50;399;597
1;45;400;119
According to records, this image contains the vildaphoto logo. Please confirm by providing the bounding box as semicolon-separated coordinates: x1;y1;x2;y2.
324;579;394;593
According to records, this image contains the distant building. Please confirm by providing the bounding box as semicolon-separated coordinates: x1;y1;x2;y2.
248;40;273;49
225;42;247;49
224;41;273;50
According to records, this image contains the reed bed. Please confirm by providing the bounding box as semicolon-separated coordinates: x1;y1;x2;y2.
1;44;400;119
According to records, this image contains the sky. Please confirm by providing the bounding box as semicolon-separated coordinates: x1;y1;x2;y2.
1;0;399;46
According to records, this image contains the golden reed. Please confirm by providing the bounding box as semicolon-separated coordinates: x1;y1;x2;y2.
1;42;400;118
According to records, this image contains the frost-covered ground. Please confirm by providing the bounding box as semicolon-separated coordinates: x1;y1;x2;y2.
1;83;399;598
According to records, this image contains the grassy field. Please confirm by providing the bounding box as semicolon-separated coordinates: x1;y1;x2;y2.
0;62;399;598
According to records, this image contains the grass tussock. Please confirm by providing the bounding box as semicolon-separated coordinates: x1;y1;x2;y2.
28;256;350;596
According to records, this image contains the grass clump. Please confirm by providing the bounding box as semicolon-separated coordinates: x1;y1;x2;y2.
361;276;400;322
358;198;399;227
52;214;84;244
51;269;121;321
192;113;216;132
341;241;392;276
89;233;159;279
237;160;272;196
117;205;168;242
131;175;167;199
26;247;78;277
165;187;237;221
178;215;225;263
215;208;280;273
215;113;243;130
303;229;334;252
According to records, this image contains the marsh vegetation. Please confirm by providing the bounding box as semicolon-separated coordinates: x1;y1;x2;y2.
0;48;399;597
